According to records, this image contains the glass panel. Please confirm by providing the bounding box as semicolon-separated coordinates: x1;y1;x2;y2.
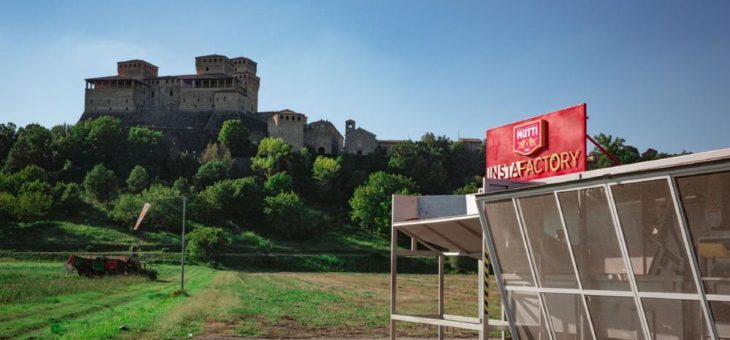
508;291;551;340
485;200;534;287
519;194;578;288
677;171;730;294
710;301;730;339
611;180;697;293
642;298;708;340
558;187;631;290
585;295;645;340
542;293;593;340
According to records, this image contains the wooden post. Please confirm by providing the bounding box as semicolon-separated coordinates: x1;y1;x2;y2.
438;255;445;340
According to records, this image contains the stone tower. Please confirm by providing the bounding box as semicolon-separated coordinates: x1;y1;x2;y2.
232;57;260;113
346;119;356;134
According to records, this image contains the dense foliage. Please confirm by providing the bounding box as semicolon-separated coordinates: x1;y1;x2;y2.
0;117;681;249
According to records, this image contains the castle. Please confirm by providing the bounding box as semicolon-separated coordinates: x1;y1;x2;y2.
79;55;481;155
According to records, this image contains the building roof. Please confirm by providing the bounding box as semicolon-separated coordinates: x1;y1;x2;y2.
378;139;407;144
196;54;227;59
231;57;257;65
350;127;376;138
118;59;156;66
457;138;483;143
477;147;730;200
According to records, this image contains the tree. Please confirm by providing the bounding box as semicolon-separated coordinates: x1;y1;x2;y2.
111;184;183;231
53;182;83;213
251;137;291;178
312;156;341;183
127;127;167;174
590;133;640;169
388;136;449;194
187;226;230;262
4;123;53;172
193;160;231;188
83;164;118;201
196;177;262;224
264;172;293;195
0;123;17;165
199;142;232;164
218;120;251;157
349;171;418;235
70;116;126;175
264;191;320;239
127;165;150;193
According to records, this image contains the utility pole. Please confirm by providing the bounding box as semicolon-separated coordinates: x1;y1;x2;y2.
180;196;186;292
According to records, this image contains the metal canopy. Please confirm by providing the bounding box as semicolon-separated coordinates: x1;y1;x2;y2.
475;148;730;340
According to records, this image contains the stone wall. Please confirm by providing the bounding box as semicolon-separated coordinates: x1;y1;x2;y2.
304;121;343;154
345;129;379;155
266;111;306;149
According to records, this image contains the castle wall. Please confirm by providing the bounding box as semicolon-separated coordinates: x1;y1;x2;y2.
85;87;147;113
267;112;306;149
214;91;247;111
179;88;217;111
304;122;344;154
345;130;379;155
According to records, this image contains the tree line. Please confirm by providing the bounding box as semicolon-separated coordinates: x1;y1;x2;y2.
0;118;484;242
0;118;684;247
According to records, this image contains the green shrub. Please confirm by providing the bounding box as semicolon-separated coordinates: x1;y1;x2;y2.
193;160;230;188
111;184;183;231
264;171;293;195
126;165;150;193
195;177;262;224
349;171;418;235
54;182;83;213
264;191;320;239
83;164;117;201
186;226;230;262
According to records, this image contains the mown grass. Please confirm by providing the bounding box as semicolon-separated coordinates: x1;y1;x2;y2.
0;260;502;339
0;260;216;339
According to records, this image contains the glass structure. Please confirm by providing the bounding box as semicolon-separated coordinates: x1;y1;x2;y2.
477;164;730;340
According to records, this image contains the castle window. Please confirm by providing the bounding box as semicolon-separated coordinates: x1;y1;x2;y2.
298;117;301;121
125;107;128;111
107;99;111;104
223;96;226;102
279;115;283;120
183;98;186;103
90;99;94;103
109;107;112;111
205;67;209;71
125;99;128;103
357;150;362;155
318;147;325;154
152;91;155;98
169;90;173;96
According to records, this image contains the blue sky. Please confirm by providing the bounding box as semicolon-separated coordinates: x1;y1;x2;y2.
0;0;728;153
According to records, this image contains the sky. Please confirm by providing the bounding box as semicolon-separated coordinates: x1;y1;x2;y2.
0;0;728;154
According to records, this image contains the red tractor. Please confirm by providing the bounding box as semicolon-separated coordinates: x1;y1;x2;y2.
65;253;158;280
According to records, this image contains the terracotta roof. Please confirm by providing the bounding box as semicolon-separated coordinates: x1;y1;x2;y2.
196;54;227;58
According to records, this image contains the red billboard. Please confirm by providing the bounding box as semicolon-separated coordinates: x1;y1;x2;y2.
486;104;587;181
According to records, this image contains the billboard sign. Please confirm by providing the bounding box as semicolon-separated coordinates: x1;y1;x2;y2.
486;104;587;181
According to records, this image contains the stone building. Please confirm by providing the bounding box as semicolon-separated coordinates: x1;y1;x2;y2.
304;120;344;155
256;109;307;149
78;55;476;155
344;119;379;155
457;138;484;152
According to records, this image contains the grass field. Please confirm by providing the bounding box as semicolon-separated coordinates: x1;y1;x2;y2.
0;260;501;339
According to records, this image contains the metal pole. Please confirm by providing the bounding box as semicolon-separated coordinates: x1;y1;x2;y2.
180;196;186;292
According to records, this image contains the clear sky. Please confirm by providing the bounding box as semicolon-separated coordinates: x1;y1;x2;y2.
0;0;728;153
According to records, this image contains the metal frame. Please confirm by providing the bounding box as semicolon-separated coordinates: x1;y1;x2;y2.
476;158;730;340
390;196;508;340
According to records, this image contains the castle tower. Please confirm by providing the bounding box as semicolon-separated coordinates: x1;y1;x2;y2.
117;59;158;80
232;57;260;113
195;55;234;75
